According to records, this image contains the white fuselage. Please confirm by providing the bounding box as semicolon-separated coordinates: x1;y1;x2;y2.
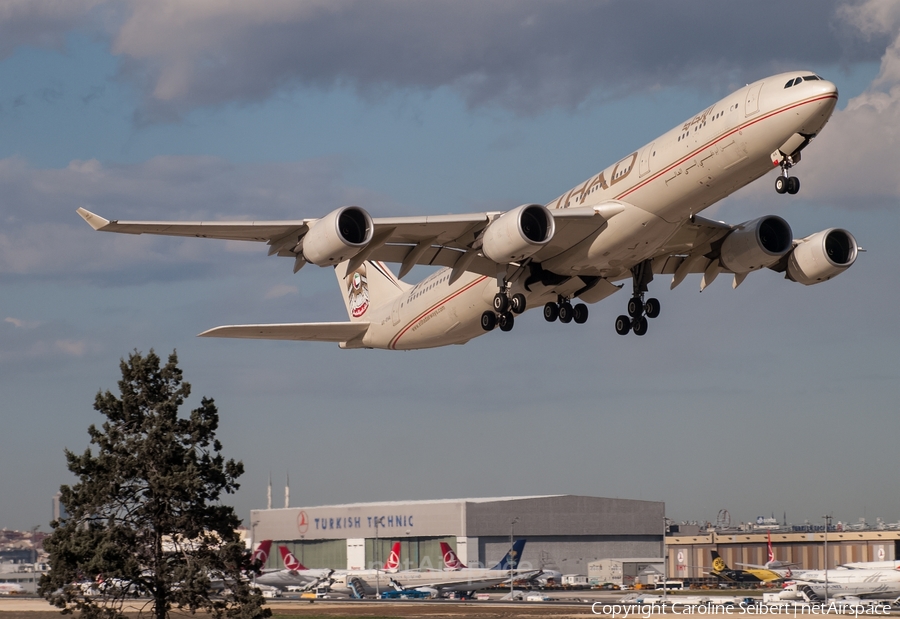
329;566;520;594
781;569;900;600
352;72;838;350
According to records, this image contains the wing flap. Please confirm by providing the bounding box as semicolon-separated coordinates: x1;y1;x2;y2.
198;322;369;342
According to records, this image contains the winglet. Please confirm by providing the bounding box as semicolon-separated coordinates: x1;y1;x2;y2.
76;207;110;231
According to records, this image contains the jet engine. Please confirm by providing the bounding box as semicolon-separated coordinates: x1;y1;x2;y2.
786;228;858;285
481;203;555;263
302;206;373;266
720;216;793;273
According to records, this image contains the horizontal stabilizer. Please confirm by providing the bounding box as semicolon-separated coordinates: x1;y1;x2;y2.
198;322;368;342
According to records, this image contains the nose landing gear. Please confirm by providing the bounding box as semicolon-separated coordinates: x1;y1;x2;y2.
775;158;800;195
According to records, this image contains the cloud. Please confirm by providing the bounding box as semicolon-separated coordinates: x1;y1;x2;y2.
264;285;298;300
101;0;888;120
0;155;393;280
0;0;110;60
5;317;38;329
799;2;900;203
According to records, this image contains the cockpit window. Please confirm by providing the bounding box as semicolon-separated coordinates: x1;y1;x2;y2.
784;79;794;89
802;75;820;81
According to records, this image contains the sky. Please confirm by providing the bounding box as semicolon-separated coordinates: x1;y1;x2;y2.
1;0;899;533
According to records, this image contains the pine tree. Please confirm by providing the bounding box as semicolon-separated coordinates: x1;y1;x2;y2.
39;350;271;619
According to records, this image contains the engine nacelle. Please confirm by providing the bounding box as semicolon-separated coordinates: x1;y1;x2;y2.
481;204;555;263
720;215;793;273
786;228;858;285
302;206;373;266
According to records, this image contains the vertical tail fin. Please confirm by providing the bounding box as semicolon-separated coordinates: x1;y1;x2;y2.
767;530;775;565
251;539;272;566
279;545;307;571
383;541;401;571
440;542;467;570
711;550;728;572
491;539;526;570
335;260;409;321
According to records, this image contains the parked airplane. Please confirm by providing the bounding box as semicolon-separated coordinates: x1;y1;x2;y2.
709;550;782;583
249;539;272;567
0;583;25;595
440;541;562;585
77;70;858;349
735;531;800;577
779;566;900;601
253;545;335;589
330;539;537;596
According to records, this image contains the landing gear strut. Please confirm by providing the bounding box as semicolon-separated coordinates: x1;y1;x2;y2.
615;259;660;336
775;158;800;195
485;286;527;333
543;296;588;325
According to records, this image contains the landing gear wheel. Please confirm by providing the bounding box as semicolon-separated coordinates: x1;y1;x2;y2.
492;293;509;313
627;297;643;318
573;303;589;324
632;316;649;336
480;311;496;331
543;302;559;322
558;302;574;324
498;312;515;332
510;293;527;314
644;297;661;319
775;176;787;194
786;176;800;195
615;315;632;335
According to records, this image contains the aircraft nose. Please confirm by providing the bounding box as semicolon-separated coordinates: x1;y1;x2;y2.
818;79;838;99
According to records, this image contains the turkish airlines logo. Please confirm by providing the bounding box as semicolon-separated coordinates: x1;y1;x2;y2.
297;510;309;534
284;550;302;571
386;549;399;569
444;550;463;569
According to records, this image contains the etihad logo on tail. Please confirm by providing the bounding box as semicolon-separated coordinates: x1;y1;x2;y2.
346;265;369;317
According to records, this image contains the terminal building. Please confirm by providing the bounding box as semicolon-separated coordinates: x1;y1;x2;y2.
250;495;665;573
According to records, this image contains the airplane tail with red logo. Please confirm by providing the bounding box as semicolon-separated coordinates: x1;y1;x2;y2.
251;539;272;566
336;260;410;321
440;542;467;570
767;531;775;565
279;545;308;571
383;541;401;571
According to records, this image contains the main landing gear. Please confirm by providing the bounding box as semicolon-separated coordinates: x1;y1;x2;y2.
774;158;800;195
543;296;588;325
615;259;661;336
481;290;527;332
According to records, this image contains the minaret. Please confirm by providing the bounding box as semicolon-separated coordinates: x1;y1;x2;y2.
267;472;272;510
285;473;290;508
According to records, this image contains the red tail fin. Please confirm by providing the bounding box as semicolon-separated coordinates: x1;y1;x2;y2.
251;539;272;566
279;545;307;571
767;530;774;564
383;542;401;570
440;542;466;570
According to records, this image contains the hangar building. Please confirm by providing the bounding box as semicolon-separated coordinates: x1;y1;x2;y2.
250;495;664;573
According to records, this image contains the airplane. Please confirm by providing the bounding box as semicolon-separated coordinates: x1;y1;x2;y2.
76;70;858;349
440;540;562;586
253;545;335;589
0;583;26;595
330;539;538;597
249;539;272;568
735;530;801;577
709;550;782;583
779;566;900;601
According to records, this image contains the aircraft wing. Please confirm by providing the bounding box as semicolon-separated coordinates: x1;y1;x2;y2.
645;215;745;290
198;322;369;342
76;204;621;279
